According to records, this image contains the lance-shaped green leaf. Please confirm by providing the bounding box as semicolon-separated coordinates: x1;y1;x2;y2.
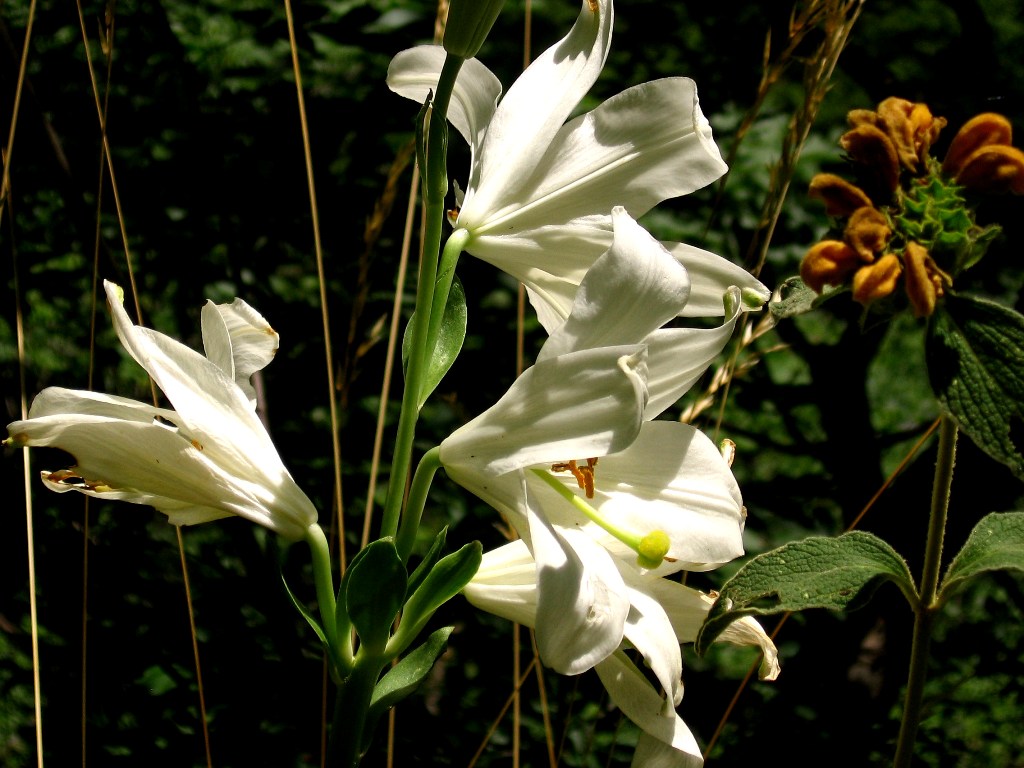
281;571;347;676
407;526;448;597
387;541;481;657
368;626;453;725
940;511;1024;602
695;532;916;656
344;538;407;653
927;293;1024;481
402;277;468;409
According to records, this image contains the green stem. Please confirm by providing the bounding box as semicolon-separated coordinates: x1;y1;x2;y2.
327;650;387;768
396;446;442;562
305;523;342;662
893;414;958;768
379;54;464;542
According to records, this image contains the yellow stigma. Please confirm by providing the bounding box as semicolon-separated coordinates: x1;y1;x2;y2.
636;530;670;569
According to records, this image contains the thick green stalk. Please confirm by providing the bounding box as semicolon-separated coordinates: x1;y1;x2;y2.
380;54;465;541
893;414;958;768
327;650;387;768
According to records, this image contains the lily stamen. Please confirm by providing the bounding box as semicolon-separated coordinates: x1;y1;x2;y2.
551;457;599;498
531;467;671;569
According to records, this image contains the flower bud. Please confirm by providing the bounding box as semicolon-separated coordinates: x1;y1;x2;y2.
808;173;873;217
800;240;859;293
443;0;507;59
902;242;943;317
954;144;1024;195
852;254;902;305
840;124;900;195
943;113;1013;177
844;206;891;261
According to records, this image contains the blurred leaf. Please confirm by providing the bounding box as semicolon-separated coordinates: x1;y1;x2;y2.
941;511;1024;600
927;293;1024;481
137;665;177;696
696;532;917;655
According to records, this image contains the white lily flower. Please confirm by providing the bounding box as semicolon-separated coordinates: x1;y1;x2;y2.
440;210;749;673
387;0;770;332
5;281;317;540
466;538;780;767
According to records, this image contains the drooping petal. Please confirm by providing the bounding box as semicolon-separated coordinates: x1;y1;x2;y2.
201;298;279;407
439;345;648;476
631;733;703;768
719;616;781;681
530;509;629;675
386;46;502;155
621;572;684;706
471;78;726;241
529;421;745;574
669;241;769;317
595;651;702;766
538;208;690;361
643;287;743;419
459;0;613;227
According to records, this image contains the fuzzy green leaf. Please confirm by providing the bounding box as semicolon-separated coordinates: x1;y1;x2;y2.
695;532;916;656
344;539;407;653
940;511;1024;600
927;293;1024;481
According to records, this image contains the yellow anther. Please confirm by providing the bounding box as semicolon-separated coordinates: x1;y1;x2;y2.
551;457;599;498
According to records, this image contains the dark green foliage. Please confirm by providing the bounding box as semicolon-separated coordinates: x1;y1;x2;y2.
3;0;1024;766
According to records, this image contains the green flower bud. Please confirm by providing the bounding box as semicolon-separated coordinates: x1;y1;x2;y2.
443;0;507;59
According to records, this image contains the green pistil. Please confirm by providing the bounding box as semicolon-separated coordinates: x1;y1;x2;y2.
529;468;670;569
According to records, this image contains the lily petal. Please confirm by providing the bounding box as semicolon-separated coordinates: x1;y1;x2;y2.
669;241;769;317
643;286;743;419
621;571;684;706
530;509;629;675
439;345;647;475
386;46;501;155
595;651;702;766
471;78;726;240
104;281;295;496
459;0;613;226
538;208;690;361
11;412;310;537
201;298;279;407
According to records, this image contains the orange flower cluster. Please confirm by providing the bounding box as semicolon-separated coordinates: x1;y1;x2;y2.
801;98;1024;317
